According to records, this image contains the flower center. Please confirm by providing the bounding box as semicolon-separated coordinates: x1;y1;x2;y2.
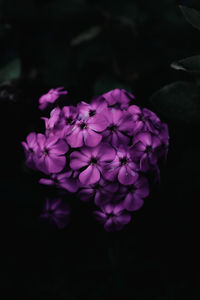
138;113;145;122
90;157;98;165
145;145;152;154
44;148;49;155
107;212;115;218
79;122;87;130
120;157;128;165
66;116;73;124
108;123;117;132
29;147;34;153
127;185;135;192
89;109;96;117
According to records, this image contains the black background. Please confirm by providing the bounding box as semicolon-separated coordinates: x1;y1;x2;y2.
1;0;200;298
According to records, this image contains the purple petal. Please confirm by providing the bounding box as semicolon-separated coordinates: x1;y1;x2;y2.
67;127;83;148
88;114;108;132
79;165;100;185
124;193;144;211
84;129;102;147
50;140;68;155
118;166;138;185
46;155;66;173
99;144;116;162
140;154;149;172
39;178;54;186
115;213;131;225
70;151;90;170
93;211;107;223
37;133;46;149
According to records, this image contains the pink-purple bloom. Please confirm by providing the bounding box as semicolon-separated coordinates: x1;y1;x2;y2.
36;134;68;174
22;88;169;231
38;87;68;110
70;143;116;185
93;203;131;232
40;198;70;229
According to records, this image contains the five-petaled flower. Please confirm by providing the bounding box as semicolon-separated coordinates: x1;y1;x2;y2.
94;203;131;232
40;198;70;229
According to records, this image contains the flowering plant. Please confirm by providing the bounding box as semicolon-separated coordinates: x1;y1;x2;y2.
22;87;169;231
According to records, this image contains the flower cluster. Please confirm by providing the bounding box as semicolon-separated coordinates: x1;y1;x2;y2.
22;88;169;231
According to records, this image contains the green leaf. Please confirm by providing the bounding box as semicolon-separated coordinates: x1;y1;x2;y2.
150;81;200;123
179;5;200;30
0;58;21;83
70;26;101;46
94;74;131;95
171;55;200;73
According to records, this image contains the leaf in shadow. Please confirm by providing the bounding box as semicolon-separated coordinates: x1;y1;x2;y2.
70;26;101;46
171;55;200;73
0;58;21;83
94;73;131;95
179;5;200;30
150;81;200;123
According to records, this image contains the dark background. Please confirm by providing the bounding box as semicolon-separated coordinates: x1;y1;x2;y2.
1;0;200;298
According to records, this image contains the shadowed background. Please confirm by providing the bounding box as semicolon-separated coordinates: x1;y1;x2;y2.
1;0;200;299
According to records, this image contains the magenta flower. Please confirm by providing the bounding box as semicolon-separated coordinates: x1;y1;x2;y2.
40;198;70;229
79;178;119;205
41;107;62;137
39;171;79;193
77;98;107;119
36;134;68;174
103;145;139;185
94;203;131;232
67;113;108;148
70;143;116;185
102;88;135;110
132;132;161;172
38;87;68;110
128;105;162;135
59;105;77;136
102;108;133;146
21;132;38;169
121;177;149;211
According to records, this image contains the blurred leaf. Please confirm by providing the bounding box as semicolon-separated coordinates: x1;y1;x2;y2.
171;55;200;73
77;41;109;70
45;0;86;18
0;58;21;83
70;26;101;46
150;81;200;123
179;5;200;30
94;74;131;95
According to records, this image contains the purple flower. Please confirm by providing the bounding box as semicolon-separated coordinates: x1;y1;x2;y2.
36;134;68;174
77;98;107;119
103;145;139;185
40;198;70;229
121;177;149;211
94;203;131;232
128;105;162;135
38;87;68;110
67;113;108;148
59;105;77;136
70;143;116;185
102;108;133;146
41;107;62;136
78;178;119;205
21;132;38;169
132;132;161;172
39;171;79;193
102;88;135;110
